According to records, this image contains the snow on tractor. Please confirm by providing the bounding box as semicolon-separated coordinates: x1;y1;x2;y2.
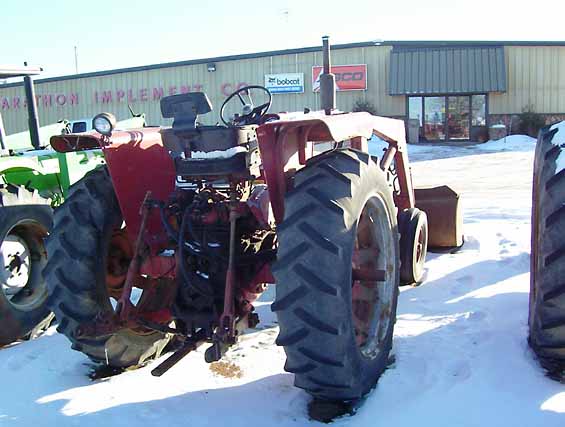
45;37;459;412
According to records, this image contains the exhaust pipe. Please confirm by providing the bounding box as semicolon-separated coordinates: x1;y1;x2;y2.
0;112;6;150
320;36;336;115
23;62;41;150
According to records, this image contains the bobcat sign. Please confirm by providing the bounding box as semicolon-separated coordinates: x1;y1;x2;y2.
264;73;304;93
312;64;367;92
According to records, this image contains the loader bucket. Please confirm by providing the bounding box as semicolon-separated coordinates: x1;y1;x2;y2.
414;185;463;250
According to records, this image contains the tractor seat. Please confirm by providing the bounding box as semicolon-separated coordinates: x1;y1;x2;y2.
161;127;260;179
159;92;260;179
161;126;257;154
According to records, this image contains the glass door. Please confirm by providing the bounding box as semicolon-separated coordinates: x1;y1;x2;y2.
447;96;471;140
424;97;446;141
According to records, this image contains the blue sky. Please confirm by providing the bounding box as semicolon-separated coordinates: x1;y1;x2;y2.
3;0;565;79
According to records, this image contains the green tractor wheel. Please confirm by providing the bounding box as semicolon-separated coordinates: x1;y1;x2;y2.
0;184;53;345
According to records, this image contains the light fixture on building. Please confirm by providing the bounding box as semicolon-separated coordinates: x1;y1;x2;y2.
207;63;216;72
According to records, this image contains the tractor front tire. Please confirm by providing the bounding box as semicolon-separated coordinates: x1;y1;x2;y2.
529;122;565;379
0;184;52;345
273;149;399;401
44;167;170;367
399;208;428;285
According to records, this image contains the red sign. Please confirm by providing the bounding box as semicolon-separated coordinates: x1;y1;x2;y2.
312;65;367;92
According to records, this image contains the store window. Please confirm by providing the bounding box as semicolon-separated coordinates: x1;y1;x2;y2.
408;97;422;125
447;96;470;140
472;95;487;126
408;94;488;142
424;97;446;141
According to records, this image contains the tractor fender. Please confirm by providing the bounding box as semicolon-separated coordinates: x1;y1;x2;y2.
0;157;58;177
52;128;175;246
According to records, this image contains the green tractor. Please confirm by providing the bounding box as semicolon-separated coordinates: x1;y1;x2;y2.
0;66;142;345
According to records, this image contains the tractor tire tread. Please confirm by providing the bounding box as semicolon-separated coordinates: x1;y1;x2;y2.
292;307;339;335
305;187;344;215
297;222;340;255
546;205;565;228
546;169;565;191
286;175;324;198
544;283;565;302
284;361;316;374
298;346;344;367
270;285;309;312
273;148;399;401
275;327;309;346
44;167;170;367
530;122;565;376
293;263;338;296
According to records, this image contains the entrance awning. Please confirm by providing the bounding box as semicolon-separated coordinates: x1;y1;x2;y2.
389;46;506;95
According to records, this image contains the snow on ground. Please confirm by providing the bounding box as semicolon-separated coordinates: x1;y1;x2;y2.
1;135;564;426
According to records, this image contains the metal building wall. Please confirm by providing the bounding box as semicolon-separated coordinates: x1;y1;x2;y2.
489;46;565;114
0;45;404;135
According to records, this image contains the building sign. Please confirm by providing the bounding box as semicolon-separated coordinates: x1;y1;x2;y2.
94;84;203;104
0;93;79;110
264;73;304;93
0;81;249;111
312;65;367;92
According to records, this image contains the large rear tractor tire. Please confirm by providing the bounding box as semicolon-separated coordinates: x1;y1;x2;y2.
272;149;399;402
529;122;565;379
0;184;52;345
44;167;171;367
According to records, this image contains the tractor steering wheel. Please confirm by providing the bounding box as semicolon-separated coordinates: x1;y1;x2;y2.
220;85;272;126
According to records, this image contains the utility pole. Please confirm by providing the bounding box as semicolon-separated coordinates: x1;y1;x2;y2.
74;45;78;74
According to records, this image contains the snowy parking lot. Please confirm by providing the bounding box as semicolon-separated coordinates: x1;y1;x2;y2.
1;136;564;426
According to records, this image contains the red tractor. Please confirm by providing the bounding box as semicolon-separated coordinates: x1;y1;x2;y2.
45;38;455;416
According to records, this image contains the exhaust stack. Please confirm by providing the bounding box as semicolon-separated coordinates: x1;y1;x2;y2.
23;62;41;150
320;36;336;115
